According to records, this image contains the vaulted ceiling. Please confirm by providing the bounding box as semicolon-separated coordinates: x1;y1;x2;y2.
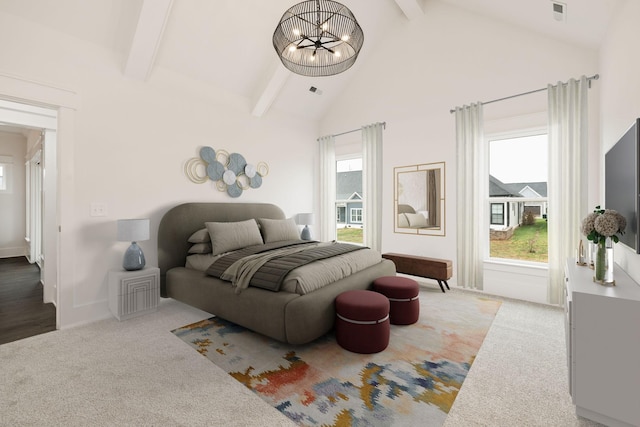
0;0;624;123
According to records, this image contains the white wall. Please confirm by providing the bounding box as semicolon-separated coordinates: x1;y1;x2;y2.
320;1;599;288
0;11;318;327
599;0;640;284
0;131;26;257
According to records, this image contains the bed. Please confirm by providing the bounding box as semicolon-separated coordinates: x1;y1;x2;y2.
158;202;396;344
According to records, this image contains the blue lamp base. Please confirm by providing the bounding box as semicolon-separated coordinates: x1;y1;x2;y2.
123;242;146;271
301;225;312;241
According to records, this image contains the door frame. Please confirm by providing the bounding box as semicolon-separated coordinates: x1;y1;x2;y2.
0;72;79;329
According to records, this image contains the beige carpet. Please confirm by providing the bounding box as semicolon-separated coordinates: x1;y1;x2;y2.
0;285;603;426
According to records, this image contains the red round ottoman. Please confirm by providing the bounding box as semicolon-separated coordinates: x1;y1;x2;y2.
373;276;420;325
335;290;390;354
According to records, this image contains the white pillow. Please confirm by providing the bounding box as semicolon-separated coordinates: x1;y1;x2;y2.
204;219;263;255
406;213;428;228
257;218;301;243
398;213;409;228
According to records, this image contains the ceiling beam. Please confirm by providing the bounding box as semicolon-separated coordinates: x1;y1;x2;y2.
251;64;291;117
394;0;424;20
123;0;173;81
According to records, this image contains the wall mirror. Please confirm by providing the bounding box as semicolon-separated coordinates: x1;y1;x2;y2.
394;162;445;236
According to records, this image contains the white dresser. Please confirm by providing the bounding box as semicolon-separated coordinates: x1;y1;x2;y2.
108;267;160;321
564;260;640;427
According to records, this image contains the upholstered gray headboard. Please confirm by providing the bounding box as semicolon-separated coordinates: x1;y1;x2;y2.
157;202;285;296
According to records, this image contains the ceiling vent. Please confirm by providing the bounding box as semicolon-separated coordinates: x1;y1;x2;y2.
552;1;567;22
309;86;323;95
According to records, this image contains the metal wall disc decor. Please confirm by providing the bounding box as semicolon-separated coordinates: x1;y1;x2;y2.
185;146;268;198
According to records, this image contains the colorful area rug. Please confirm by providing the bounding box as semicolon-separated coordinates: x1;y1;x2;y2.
172;290;501;426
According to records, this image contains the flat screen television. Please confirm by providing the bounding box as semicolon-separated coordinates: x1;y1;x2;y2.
605;118;640;253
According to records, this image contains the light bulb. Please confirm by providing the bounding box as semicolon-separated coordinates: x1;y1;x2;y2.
289;45;296;52
341;35;350;41
309;54;315;62
334;51;341;57
322;23;328;31
293;29;301;36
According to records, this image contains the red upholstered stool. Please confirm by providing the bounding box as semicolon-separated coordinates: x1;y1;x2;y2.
335;290;390;354
373;276;420;325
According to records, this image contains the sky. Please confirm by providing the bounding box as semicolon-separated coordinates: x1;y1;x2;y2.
489;134;548;183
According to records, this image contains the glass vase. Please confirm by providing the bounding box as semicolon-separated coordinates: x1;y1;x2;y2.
593;237;615;285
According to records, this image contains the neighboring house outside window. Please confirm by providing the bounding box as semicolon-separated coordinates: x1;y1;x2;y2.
336;158;364;243
488;132;548;264
336;168;363;227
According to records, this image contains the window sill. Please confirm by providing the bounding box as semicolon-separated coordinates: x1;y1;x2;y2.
484;258;548;271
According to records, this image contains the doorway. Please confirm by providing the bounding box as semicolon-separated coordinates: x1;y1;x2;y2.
0;99;58;323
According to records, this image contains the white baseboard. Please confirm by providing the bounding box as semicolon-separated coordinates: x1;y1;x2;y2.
0;246;27;258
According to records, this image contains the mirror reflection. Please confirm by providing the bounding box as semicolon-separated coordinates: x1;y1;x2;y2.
394;162;445;236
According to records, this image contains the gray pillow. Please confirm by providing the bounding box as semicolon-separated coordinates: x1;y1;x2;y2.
205;219;263;255
187;228;210;243
188;243;212;254
258;218;301;243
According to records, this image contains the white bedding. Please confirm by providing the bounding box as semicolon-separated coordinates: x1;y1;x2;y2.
185;245;382;295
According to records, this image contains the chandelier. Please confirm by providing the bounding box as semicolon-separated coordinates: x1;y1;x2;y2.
273;0;364;77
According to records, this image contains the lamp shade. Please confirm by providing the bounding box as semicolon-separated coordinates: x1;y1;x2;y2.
117;219;150;242
296;213;315;226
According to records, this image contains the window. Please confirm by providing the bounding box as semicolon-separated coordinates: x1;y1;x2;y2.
0;156;13;193
350;208;363;223
336;157;363;244
488;133;548;263
490;203;504;225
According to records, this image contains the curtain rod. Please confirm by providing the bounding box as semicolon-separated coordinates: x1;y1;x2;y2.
449;74;599;114
331;121;387;138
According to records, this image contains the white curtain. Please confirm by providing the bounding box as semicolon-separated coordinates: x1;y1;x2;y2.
362;122;384;251
455;103;485;290
318;135;336;242
547;76;588;305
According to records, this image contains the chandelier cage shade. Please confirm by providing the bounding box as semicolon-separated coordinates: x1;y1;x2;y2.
273;0;364;77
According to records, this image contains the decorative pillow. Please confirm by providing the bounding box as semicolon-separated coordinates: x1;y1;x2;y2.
187;228;210;243
188;243;212;254
257;218;300;243
398;213;409;228
406;212;428;228
205;219;263;255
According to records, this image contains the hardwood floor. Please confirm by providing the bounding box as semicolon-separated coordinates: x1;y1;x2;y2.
0;257;56;345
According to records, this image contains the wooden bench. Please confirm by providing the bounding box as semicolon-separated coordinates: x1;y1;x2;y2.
381;253;453;293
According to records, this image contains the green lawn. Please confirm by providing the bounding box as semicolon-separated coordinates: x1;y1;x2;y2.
337;227;363;244
490;219;548;263
336;221;547;262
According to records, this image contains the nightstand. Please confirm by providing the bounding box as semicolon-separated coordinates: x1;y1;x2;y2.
108;267;160;321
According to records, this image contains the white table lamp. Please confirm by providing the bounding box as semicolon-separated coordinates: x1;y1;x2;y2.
296;213;314;240
117;219;150;271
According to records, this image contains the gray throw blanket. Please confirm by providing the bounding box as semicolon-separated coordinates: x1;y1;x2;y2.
206;240;365;293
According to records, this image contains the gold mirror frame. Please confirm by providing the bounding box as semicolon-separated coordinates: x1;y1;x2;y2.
394;162;446;236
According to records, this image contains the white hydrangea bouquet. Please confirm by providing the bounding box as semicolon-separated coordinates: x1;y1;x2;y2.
581;206;626;283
